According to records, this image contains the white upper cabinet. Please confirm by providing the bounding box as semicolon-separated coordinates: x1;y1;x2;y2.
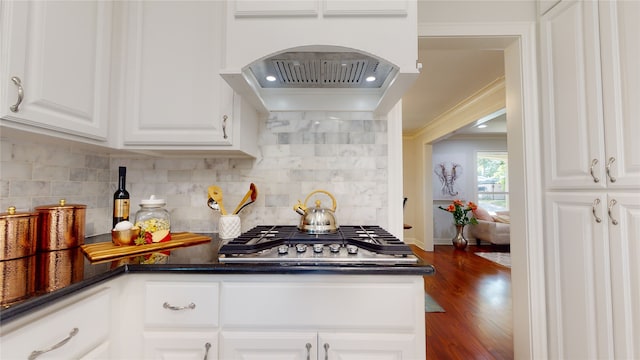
116;0;258;156
0;0;112;142
540;0;640;189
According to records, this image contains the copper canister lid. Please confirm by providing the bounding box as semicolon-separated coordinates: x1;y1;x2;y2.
0;206;38;261
35;200;86;251
34;199;87;211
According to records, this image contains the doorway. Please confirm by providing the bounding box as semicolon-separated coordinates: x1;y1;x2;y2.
399;23;545;359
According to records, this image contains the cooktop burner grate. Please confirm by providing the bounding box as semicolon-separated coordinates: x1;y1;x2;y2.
218;225;415;257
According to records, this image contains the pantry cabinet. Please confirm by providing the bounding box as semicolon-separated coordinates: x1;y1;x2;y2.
117;0;258;156
0;286;113;359
540;0;640;190
0;0;112;143
540;1;640;358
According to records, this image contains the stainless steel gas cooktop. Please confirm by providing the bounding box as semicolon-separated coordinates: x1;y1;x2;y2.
218;225;418;265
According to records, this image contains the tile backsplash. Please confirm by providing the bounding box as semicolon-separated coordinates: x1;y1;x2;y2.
0;111;389;236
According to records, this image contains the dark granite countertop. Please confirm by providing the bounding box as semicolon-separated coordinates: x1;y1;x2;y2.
1;233;435;324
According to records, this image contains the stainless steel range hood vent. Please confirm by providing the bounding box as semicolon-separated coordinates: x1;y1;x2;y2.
249;52;394;89
220;46;420;114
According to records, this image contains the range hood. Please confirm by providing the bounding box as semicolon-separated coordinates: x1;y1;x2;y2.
220;1;419;114
221;46;420;114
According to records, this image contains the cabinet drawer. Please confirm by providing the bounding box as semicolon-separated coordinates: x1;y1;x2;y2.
1;288;111;359
220;277;421;330
144;281;219;328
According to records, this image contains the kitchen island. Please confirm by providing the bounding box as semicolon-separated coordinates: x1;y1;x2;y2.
1;233;434;359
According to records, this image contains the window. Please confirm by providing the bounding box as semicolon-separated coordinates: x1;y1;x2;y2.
476;151;508;212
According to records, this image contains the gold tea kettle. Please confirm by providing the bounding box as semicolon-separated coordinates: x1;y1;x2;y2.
293;190;339;234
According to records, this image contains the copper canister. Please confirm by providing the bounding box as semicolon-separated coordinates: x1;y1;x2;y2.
1;206;38;260
36;247;84;293
1;207;38;306
35;200;86;251
1;255;36;306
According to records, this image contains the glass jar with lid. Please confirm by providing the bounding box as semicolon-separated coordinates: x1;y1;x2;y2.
134;195;171;243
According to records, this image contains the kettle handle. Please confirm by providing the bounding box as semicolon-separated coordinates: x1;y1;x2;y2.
303;190;337;212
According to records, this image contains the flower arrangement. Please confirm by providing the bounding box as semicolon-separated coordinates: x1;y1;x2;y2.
438;199;479;226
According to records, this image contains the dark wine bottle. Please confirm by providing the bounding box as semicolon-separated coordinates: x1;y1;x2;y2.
113;166;130;228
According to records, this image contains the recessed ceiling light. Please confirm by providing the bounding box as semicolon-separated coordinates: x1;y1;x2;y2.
366;76;376;82
266;75;276;82
477;124;488;129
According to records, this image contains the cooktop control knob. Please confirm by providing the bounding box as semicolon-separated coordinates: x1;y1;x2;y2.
329;243;341;253
346;245;358;254
313;244;324;253
277;245;289;255
295;243;307;253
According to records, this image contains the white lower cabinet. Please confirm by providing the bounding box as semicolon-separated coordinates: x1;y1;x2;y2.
544;192;640;359
0;286;113;359
139;277;220;360
220;331;417;360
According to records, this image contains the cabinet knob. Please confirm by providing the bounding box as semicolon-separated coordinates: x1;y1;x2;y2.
222;115;228;139
589;158;600;183
605;157;617;183
163;301;196;311
607;199;619;225
305;343;312;360
28;327;79;360
592;198;602;223
9;76;24;112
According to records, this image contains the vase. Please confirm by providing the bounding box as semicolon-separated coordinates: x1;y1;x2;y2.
452;224;468;250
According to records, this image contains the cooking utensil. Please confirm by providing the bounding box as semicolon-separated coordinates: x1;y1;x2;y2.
293;190;339;234
207;197;220;212
207;186;227;215
236;184;258;214
232;183;256;215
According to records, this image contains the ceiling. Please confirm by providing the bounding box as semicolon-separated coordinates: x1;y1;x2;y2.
401;37;507;137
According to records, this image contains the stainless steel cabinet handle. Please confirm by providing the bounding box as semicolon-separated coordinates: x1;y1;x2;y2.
606;157;617;183
28;327;79;360
592;198;602;223
222;115;228;139
305;343;312;360
163;302;196;311
608;199;619;225
589;158;600;183
10;76;24;112
203;342;211;360
324;343;330;360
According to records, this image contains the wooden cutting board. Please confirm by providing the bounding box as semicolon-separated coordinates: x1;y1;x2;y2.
81;232;211;263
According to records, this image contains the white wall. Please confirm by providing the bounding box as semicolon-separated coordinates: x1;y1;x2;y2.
431;136;507;244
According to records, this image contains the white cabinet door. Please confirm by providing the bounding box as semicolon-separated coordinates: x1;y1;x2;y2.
541;0;640;190
220;331;416;360
544;192;614;359
0;288;112;359
120;0;233;147
607;192;640;359
220;331;318;360
319;332;418;360
598;1;640;188
540;0;606;189
143;332;218;360
0;0;112;141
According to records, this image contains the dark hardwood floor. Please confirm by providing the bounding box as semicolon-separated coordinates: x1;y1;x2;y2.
412;244;513;360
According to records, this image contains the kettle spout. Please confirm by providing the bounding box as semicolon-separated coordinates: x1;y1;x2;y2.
293;201;306;216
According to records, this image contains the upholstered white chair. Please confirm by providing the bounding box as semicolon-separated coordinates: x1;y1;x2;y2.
469;208;510;245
